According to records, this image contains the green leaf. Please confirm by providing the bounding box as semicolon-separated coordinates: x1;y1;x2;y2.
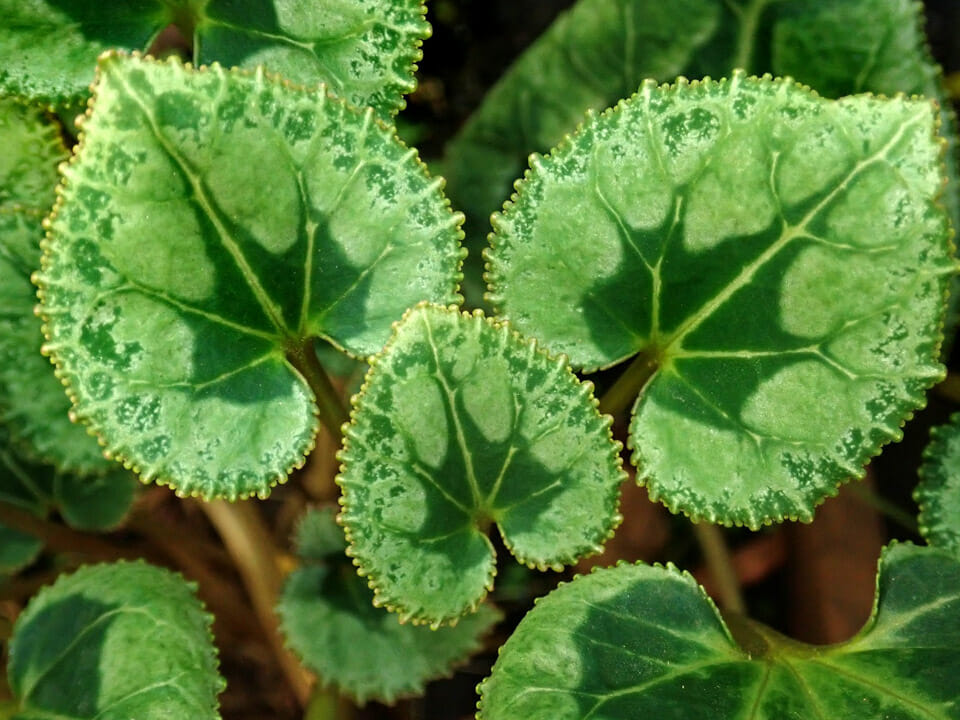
0;432;52;574
916;412;960;556
194;0;430;118
478;542;960;720
293;504;350;562
36;53;463;500
278;507;499;704
0;0;172;108
446;0;960;307
338;303;625;625
487;74;952;528
0;526;42;575
7;561;224;720
0;97;114;474
54;468;137;531
0;0;429;117
445;0;723;291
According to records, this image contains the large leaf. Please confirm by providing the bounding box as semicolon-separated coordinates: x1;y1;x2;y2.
0;97;114;474
0;0;429;117
479;542;960;719
338;304;625;624
36;53;463;500
916;412;960;556
277;507;499;704
7;561;224;720
446;0;959;307
487;74;952;527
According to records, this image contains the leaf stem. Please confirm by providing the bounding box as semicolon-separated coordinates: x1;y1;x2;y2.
305;687;355;720
847;481;918;534
199;499;313;706
0;500;140;560
731;0;769;71
598;350;659;418
287;339;350;436
692;521;746;614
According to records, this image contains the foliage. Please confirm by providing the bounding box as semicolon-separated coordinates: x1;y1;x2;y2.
6;562;224;719
917;412;960;555
0;0;430;118
0;0;958;718
278;507;499;704
487;73;952;527
479;543;960;719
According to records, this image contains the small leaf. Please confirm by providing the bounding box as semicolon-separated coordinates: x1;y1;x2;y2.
53;468;137;531
0;432;52;574
487;74;952;527
338;304;625;624
278;507;499;704
0;0;429;117
478;542;960;720
37;53;463;500
294;504;349;562
916;412;960;555
0;98;111;474
7;561;224;719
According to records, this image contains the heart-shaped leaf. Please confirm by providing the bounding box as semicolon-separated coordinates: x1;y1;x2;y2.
36;53;463;500
338;303;626;625
916;412;960;556
0;0;429;118
487;74;952;527
446;0;960;312
0;97;112;474
479;542;960;719
277;507;499;704
7;561;224;719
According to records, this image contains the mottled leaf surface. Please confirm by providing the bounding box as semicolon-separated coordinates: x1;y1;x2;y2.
0;0;170;107
479;543;960;720
0;98;111;473
338;304;625;624
0;0;429;117
488;75;952;527
277;508;499;704
446;0;959;306
7;562;224;720
196;0;430;117
917;413;960;555
37;54;463;499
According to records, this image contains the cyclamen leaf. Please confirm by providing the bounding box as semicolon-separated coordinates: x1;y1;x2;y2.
0;98;111;473
479;543;960;720
916;413;960;555
53;468;137;531
0;429;53;574
0;0;429;117
445;0;722;282
37;54;463;500
446;0;960;311
487;74;952;527
338;304;626;625
277;508;499;704
195;0;430;118
7;562;224;720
